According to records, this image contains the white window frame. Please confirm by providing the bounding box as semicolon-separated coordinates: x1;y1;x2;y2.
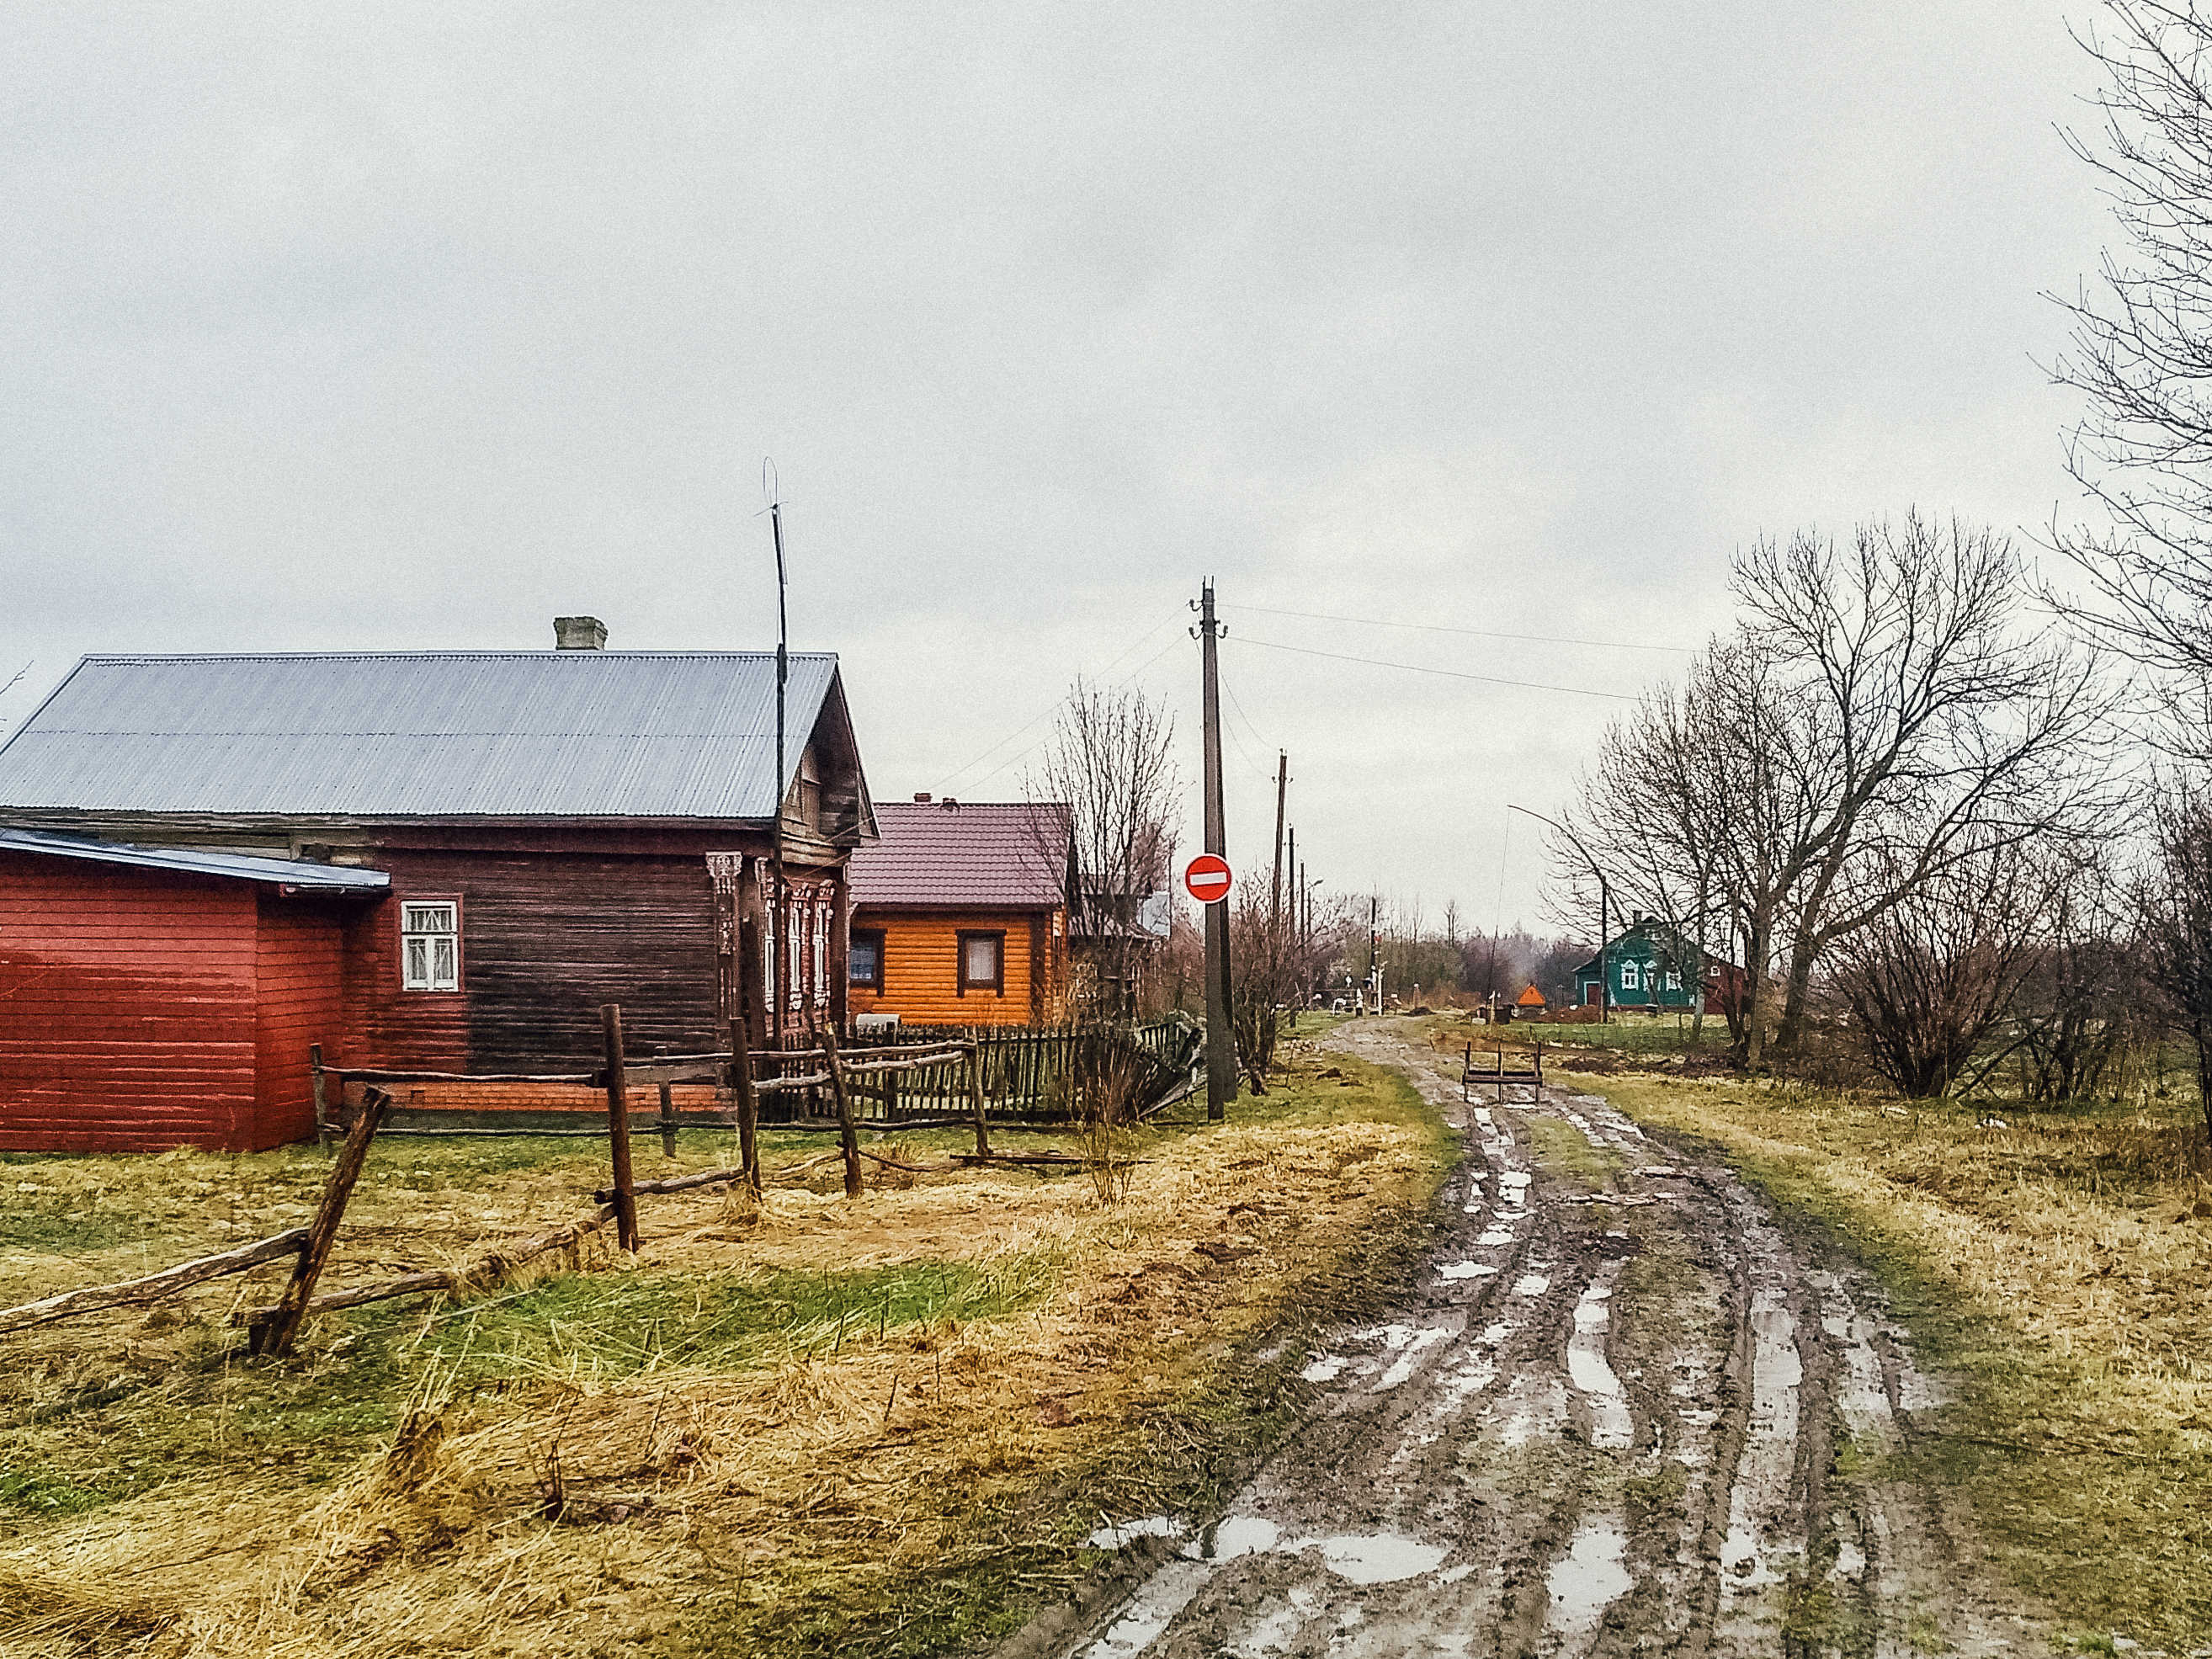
1619;961;1640;992
812;905;829;1005
400;900;460;992
1664;969;1682;992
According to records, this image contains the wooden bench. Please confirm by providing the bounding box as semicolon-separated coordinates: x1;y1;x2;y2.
1461;1040;1544;1103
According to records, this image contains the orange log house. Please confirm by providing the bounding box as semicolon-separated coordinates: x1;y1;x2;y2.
846;797;1071;1028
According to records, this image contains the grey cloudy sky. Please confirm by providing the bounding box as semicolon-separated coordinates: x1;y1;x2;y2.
0;3;2114;936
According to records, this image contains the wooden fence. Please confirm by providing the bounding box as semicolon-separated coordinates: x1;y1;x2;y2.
0;1002;1188;1358
316;1015;1204;1140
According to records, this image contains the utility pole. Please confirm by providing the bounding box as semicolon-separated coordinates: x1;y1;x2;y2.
1197;580;1235;1119
1269;753;1288;939
1369;896;1381;1014
1285;823;1297;1000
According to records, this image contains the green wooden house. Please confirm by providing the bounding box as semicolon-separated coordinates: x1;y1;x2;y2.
1571;916;1713;1011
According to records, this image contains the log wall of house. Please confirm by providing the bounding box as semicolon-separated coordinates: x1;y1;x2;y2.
343;849;721;1072
0;853;265;1151
848;906;1061;1028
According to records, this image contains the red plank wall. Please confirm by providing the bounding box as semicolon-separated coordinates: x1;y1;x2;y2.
253;896;346;1148
0;852;262;1151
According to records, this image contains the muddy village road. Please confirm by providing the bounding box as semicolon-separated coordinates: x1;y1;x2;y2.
1040;1020;2047;1659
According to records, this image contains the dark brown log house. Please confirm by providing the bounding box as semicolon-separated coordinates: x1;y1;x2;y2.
0;620;875;1150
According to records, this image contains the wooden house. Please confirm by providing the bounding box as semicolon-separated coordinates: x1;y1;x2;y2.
1571;916;1732;1013
0;623;875;1151
845;796;1071;1028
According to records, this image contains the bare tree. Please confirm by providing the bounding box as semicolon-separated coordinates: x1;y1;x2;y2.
2134;781;2212;1142
2053;2;2212;748
1024;679;1180;1021
1566;516;2108;1069
1739;515;2109;1053
1833;838;2052;1098
2005;850;2144;1104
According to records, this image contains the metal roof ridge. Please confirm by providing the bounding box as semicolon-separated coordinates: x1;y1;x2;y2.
77;649;843;662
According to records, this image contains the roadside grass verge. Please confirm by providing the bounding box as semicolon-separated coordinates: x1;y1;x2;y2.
1568;1068;2212;1648
0;1038;1453;1659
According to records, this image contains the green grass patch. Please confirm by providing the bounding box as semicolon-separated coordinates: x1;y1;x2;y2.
1523;1114;1619;1185
406;1258;1057;1388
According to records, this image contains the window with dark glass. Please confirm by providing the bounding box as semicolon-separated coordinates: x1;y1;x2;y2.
850;928;885;992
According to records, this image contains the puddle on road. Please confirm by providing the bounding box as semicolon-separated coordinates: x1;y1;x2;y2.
1376;1325;1454;1388
1088;1516;1186;1549
1566;1264;1634;1450
1438;1260;1500;1280
1476;1226;1517;1246
1301;1354;1348;1383
1308;1532;1448;1584
1721;1280;1806;1593
1082;1515;1453;1656
1511;1273;1550;1297
1546;1512;1633;1646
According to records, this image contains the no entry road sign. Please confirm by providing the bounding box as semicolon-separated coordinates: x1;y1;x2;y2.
1183;853;1233;905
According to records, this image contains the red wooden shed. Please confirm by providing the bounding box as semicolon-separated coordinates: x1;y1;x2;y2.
0;831;389;1152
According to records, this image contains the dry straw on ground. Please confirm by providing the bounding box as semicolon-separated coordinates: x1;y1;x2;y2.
0;1039;1442;1656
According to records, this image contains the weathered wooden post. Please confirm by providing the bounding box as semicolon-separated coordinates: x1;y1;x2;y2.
601;1004;641;1252
657;1077;678;1157
966;1041;990;1158
252;1084;392;1357
728;1016;762;1196
309;1044;329;1143
822;1025;862;1199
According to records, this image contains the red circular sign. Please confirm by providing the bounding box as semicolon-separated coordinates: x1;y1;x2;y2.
1183;853;1234;905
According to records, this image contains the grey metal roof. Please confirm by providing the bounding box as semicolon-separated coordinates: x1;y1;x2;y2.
0;828;392;891
0;651;848;820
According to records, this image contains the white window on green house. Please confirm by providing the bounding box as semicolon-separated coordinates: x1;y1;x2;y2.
401;901;460;992
1619;962;1640;992
1665;970;1682;992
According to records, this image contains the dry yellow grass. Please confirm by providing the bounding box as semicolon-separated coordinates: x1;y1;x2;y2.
1573;1066;2212;1646
0;1033;1449;1656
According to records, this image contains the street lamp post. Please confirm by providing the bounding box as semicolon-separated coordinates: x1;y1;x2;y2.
1507;804;1611;1025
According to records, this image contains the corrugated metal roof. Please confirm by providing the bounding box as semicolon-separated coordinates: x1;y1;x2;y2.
0;827;392;890
848;800;1069;908
0;651;847;820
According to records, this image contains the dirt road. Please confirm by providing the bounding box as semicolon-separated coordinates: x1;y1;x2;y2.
1045;1021;2046;1658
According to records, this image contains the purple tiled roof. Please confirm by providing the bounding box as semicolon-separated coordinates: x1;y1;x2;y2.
848;799;1070;909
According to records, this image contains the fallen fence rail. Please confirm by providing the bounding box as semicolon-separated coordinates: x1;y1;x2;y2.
0;1227;312;1337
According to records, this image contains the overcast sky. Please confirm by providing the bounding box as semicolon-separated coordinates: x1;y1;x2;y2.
0;3;2117;937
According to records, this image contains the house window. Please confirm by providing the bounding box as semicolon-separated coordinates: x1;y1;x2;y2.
400;901;460;992
1619;962;1640;992
1664;970;1682;992
850;928;885;992
812;905;829;1004
958;930;1005;996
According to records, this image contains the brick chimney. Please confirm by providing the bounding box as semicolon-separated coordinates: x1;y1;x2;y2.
912;792;932;803
554;615;607;650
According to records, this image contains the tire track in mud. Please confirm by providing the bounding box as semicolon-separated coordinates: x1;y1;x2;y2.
1034;1022;2048;1659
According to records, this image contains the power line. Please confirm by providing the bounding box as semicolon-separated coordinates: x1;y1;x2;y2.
1226;635;1636;701
932;606;1184;792
1222;602;1694;655
957;631;1187;794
